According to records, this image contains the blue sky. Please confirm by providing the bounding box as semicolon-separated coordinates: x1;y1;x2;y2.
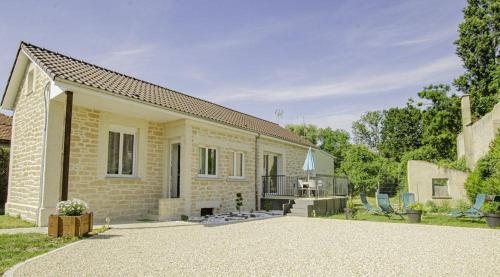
0;0;466;131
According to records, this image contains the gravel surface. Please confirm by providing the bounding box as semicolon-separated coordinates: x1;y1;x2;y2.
11;217;499;276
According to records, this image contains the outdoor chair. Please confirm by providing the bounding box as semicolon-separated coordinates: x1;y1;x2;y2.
448;193;486;218
360;192;381;214
377;193;404;219
402;192;416;210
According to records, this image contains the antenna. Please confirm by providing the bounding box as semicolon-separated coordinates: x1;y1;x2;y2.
275;109;284;126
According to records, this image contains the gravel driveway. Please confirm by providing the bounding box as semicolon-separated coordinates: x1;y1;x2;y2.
10;217;499;276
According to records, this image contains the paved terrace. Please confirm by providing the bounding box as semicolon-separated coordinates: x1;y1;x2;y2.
9;217;499;276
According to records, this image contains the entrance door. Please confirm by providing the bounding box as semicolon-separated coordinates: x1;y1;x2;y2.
263;154;282;194
170;143;181;198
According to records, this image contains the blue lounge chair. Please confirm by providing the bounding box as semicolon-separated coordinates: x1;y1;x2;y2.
402;192;416;210
377;193;404;219
449;193;486;218
360;192;381;214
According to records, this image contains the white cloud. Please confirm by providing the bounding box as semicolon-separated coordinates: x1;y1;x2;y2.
211;55;462;103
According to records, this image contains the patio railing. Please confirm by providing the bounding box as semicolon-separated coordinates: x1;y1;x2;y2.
262;175;349;197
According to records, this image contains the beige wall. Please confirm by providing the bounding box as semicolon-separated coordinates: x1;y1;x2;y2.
407;160;469;204
189;124;256;216
457;102;500;168
67;106;165;222
5;64;48;222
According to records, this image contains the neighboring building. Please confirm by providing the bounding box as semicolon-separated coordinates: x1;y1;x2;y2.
408;96;500;203
0;113;11;214
0;113;12;146
1;42;335;226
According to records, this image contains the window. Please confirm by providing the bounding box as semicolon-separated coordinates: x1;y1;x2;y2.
107;130;136;176
432;178;450;198
230;152;244;178
198;147;217;176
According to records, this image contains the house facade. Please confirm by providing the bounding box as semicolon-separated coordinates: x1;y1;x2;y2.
1;42;334;226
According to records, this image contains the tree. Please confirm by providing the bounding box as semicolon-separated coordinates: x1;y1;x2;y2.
454;0;500;117
319;128;350;169
339;144;397;193
379;100;423;161
351;111;383;151
418;84;462;160
285;124;320;145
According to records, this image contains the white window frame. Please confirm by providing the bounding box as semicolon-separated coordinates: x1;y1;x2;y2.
229;151;245;179
106;125;137;177
198;146;218;178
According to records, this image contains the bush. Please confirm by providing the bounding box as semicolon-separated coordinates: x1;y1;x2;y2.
56;199;88;216
437;201;451;213
454;199;470;211
424;200;438;213
482;201;500;214
408;202;423;211
464;134;500;201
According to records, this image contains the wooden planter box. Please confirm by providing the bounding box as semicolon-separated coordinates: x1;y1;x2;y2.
48;213;93;237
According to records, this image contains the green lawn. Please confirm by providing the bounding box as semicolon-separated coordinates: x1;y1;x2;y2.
0;215;36;229
327;211;491;229
334;195;492;229
0;233;78;274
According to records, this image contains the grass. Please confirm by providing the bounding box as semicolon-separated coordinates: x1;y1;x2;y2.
0;215;36;229
327;211;490;229
329;195;492;229
0;233;78;274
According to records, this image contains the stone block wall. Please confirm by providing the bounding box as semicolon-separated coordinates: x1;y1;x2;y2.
6;65;48;222
190;126;256;216
67;106;165;222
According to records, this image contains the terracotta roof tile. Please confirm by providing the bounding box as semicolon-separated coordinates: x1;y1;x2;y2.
20;42;312;146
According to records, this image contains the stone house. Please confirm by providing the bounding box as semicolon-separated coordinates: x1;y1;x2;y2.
407;96;500;203
1;42;334;226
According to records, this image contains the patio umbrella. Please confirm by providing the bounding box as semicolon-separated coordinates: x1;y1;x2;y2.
302;147;315;182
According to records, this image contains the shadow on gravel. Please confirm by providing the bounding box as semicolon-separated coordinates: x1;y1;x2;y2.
113;224;197;230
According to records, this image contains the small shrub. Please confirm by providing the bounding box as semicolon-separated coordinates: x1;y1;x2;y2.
408;202;423;211
56;199;88;216
424;200;438;213
437;201;451;213
482;202;500;214
454;199;470;211
235;193;243;212
180;214;189;221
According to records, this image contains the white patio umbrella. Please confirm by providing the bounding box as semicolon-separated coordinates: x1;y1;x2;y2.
302;147;315;181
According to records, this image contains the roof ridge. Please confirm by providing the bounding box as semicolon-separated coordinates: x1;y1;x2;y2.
20;41;282;128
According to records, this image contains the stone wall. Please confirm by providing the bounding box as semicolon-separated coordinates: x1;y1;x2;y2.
457;102;500;168
190;126;256;216
67;106;165;222
5;64;48;222
407;160;469;204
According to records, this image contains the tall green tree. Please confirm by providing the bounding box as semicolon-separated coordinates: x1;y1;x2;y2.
379;100;423;161
454;0;500;117
418;84;462;160
285;124;320;145
319;128;350;169
351;111;383;151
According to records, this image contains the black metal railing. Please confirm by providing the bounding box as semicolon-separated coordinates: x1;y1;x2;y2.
262;175;350;197
262;175;299;196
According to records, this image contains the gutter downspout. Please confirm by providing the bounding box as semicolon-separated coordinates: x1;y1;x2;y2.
254;134;260;210
37;81;51;226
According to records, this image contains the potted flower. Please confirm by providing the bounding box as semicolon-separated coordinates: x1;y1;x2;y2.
48;199;93;237
482;201;499;228
344;197;356;220
406;202;423;223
